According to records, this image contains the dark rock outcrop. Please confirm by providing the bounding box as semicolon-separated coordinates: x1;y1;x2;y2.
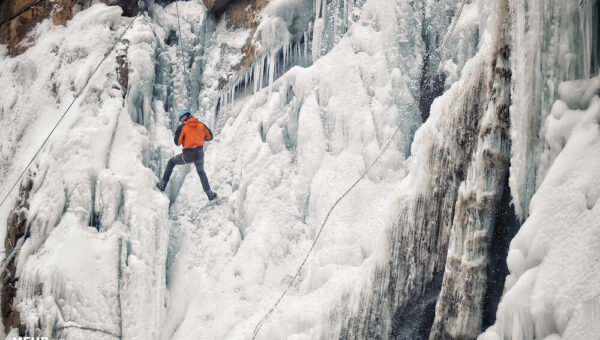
0;0;140;57
1;176;33;336
202;0;233;13
213;0;268;89
223;0;267;69
117;0;140;17
117;46;129;98
0;0;78;56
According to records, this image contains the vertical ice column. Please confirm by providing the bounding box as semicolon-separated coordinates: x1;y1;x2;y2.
429;0;512;337
508;0;599;220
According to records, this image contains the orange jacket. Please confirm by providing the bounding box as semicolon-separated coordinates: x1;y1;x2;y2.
174;118;213;149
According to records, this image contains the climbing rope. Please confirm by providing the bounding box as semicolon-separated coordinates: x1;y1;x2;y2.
0;13;142;220
174;0;192;107
251;1;467;338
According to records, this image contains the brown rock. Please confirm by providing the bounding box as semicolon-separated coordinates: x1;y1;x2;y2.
215;0;268;88
0;0;139;57
0;0;78;57
1;176;33;336
0;0;41;24
117;0;140;17
202;0;234;13
117;51;129;97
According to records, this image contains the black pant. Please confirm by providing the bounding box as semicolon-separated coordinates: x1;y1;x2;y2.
161;149;212;192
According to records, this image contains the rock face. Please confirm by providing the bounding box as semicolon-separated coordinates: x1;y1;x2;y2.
1;176;33;336
211;0;268;89
117;0;140;17
116;46;129;98
223;0;267;72
0;0;78;56
0;0;140;57
202;0;233;13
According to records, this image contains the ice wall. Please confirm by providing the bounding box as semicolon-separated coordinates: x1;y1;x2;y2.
508;0;600;220
480;76;600;340
1;0;598;339
337;1;515;338
339;0;600;338
480;0;600;338
160;0;426;338
0;5;171;338
428;1;512;337
0;0;498;338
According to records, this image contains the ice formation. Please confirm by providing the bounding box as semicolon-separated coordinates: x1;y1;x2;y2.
0;0;598;339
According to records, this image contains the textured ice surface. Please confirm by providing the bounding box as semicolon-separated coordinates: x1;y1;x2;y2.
480;76;600;340
508;0;598;220
0;5;170;338
1;0;599;339
162;0;424;338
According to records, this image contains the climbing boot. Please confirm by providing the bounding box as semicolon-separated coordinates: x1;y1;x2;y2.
156;180;167;192
206;191;217;201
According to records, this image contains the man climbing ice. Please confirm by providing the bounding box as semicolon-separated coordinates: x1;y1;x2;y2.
156;109;217;201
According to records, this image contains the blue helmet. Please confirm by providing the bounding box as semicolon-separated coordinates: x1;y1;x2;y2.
178;109;191;119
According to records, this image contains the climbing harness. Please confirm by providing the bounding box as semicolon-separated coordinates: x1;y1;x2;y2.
251;1;467;338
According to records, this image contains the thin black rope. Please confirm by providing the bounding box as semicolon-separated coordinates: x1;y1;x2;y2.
56;325;120;339
251;1;466;338
0;13;142;210
584;291;600;305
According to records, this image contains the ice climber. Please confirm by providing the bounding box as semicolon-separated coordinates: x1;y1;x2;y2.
156;109;217;201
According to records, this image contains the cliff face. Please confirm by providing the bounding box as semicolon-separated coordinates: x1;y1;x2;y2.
0;0;140;57
202;0;268;89
2;0;598;338
222;0;267;72
0;0;78;56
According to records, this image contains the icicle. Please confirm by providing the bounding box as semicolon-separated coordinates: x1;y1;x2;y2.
260;55;265;90
288;40;292;66
253;59;260;93
304;26;310;64
312;18;324;61
578;0;594;78
315;0;322;19
268;53;275;89
283;39;288;67
333;1;339;44
343;0;348;32
244;70;249;92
